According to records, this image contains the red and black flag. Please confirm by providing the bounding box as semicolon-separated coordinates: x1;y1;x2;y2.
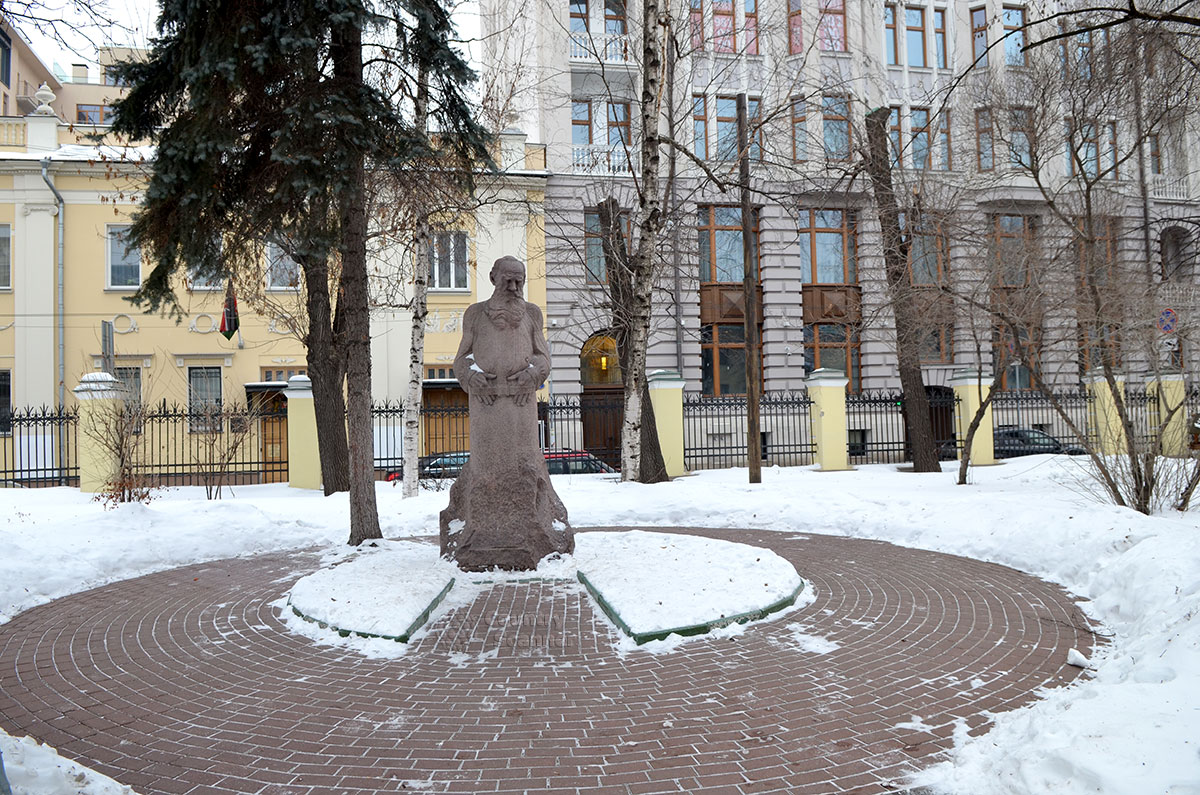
219;282;240;341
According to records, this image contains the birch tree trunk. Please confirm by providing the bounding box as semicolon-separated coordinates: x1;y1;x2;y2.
402;222;431;498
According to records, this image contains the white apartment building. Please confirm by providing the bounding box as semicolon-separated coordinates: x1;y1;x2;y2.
481;0;1200;414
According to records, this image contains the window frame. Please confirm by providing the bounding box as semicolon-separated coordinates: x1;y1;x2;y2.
1003;6;1027;66
692;94;708;160
992;214;1037;288
713;0;736;53
607;101;631;148
791;96;808;162
106;224;141;290
911;107;932;169
822;94;852;161
971;6;989;66
933;8;948;68
697;204;760;284
428;230;470;291
0;223;10;290
744;0;759;54
976;108;994;171
187;366;224;433
817;0;847;52
690;0;704;50
1009;106;1033;170
701;323;755;396
798;208;857;285
572;100;592;146
570;0;589;32
1149;133;1162;175
803;324;861;392
905;6;926;68
75;104;113;125
788;0;803;55
715;95;763;163
604;0;626;35
884;4;899;66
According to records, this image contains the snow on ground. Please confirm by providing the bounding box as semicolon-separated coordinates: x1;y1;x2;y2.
0;457;1198;794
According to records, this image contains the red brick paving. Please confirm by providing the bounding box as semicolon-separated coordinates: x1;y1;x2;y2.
0;527;1100;794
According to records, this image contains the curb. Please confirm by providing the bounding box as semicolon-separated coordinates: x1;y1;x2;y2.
287;577;456;643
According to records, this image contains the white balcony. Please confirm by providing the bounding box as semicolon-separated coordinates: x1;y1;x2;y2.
569;32;630;63
572;144;635;175
1151;174;1192;202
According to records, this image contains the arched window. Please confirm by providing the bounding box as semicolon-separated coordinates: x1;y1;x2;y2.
580;335;622;386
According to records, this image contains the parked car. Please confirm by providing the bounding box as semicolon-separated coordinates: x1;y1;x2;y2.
993;428;1087;459
544;449;617;475
386;449;615;481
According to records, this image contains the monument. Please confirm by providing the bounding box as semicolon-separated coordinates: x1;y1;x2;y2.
439;256;574;570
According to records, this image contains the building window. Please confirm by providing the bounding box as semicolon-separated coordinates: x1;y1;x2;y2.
0;31;10;88
798;209;857;284
570;0;588;32
1149;133;1162;175
976;108;994;171
791;97;807;161
803;325;860;391
114;365;142;408
822;94;851;161
992;214;1036;288
911;107;931;169
189;265;222;290
1066;118;1099;179
608;101;630;147
76;104;113;124
0;370;9;434
921;325;954;364
788;0;803;54
581;335;622;385
584;212;606;284
971;7;988;66
698;205;758;283
1003;6;1026;65
429;231;469;290
1009;107;1033;169
267;241;301;289
0;224;10;289
714;96;760;160
745;0;759;54
906;7;926;67
884;5;899;65
188;366;223;433
817;0;847;52
107;225;140;289
995;326;1037;390
701;324;751;395
692;95;708;159
605;0;626;35
1103;121;1118;179
262;366;307;382
936;112;952;170
690;0;704;50
905;216;948;286
713;0;735;52
888;106;902;168
572;101;592;147
934;9;948;68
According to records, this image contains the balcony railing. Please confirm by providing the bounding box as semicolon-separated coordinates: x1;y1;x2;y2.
569;32;630;63
1151;174;1192;201
572;144;634;175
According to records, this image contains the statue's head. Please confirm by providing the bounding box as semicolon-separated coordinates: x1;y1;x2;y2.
490;256;526;299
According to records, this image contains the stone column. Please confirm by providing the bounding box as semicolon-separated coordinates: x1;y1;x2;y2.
73;372;123;493
284;375;322;490
648;369;687;478
1147;371;1188;457
805;368;851;472
949;370;996;465
1086;371;1127;456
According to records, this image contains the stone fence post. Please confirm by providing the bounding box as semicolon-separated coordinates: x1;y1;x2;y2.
1147;371;1188;457
648;370;687;478
73;372;123;493
1086;371;1128;456
284;375;322;490
949;370;996;466
805;368;851;472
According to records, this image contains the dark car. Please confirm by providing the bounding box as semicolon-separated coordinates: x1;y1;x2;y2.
544;449;618;475
386;449;615;481
993;428;1087;459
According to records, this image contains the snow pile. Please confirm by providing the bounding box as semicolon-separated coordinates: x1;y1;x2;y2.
0;734;134;795
572;530;803;633
287;540;457;638
0;458;1198;793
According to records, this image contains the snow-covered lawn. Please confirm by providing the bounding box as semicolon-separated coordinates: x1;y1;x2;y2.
1;456;1198;794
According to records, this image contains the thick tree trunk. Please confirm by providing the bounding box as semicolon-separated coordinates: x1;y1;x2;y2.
334;19;382;545
863;107;939;473
301;252;350;494
402;222;431;498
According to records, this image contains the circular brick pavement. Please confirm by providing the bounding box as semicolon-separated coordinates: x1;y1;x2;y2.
0;528;1100;795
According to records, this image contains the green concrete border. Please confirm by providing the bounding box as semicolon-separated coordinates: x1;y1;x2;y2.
287;578;455;643
577;572;807;645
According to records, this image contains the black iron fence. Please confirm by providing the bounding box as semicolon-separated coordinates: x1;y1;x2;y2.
844;390;959;464
0;406;78;486
683;392;815;471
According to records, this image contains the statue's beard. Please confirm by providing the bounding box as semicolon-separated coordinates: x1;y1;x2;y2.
485;297;524;330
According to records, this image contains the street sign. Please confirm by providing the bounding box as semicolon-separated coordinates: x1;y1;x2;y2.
1158;307;1178;334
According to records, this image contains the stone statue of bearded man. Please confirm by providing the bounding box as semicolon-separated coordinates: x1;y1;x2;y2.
438;256;573;571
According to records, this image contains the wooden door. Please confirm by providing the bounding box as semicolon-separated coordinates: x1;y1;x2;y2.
422;386;469;455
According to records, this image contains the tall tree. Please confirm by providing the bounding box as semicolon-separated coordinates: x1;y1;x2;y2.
110;0;489;541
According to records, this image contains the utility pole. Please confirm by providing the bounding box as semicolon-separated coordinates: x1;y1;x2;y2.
737;93;762;483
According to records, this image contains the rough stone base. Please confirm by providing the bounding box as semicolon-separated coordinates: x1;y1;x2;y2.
439;460;573;571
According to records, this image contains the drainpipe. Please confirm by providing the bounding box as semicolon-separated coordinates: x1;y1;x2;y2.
40;157;65;410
